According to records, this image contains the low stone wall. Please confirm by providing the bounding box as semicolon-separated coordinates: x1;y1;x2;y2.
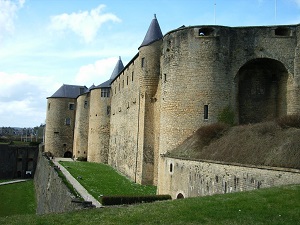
159;157;300;199
34;148;84;214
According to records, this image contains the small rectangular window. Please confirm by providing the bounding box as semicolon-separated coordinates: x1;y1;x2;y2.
48;103;50;110
164;74;167;82
65;118;71;125
204;105;209;120
141;57;145;68
84;101;88;108
69;103;75;110
132;71;134;81
127;76;128;85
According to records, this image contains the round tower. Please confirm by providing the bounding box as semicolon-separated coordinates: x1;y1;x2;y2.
87;58;124;163
137;14;163;185
44;84;87;157
73;85;94;160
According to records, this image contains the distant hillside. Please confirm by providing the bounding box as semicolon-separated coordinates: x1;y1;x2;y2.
167;117;300;169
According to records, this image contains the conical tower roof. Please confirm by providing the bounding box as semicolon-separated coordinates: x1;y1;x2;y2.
139;14;163;49
110;56;124;80
93;57;124;89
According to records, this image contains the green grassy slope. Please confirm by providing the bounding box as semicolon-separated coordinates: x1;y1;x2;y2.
1;184;299;225
0;180;36;217
59;161;156;198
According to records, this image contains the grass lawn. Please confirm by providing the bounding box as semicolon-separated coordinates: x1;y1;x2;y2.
59;161;156;199
0;184;299;225
0;180;36;217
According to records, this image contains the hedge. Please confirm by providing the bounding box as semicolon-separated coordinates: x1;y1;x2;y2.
100;195;171;206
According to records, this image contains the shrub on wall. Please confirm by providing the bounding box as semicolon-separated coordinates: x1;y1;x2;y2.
196;123;229;145
217;106;235;126
100;195;171;206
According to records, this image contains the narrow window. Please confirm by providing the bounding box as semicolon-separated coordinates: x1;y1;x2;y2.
170;163;173;173
132;71;134;81
115;87;116;94
65;118;71;125
141;57;145;68
164;74;167;82
204;105;209;120
48;103;50;110
84;101;88;108
119;83;120;91
127;76;128;85
69;103;75;110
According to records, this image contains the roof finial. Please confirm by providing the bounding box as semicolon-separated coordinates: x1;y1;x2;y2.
154;14;156;19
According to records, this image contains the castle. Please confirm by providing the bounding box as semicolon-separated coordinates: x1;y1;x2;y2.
45;15;300;198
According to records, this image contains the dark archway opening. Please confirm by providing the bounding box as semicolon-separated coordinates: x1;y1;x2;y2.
177;193;185;199
64;151;72;158
237;58;288;124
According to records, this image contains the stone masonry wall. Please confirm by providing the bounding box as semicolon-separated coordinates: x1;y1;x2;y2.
73;94;90;159
87;88;110;163
157;25;300;189
45;98;76;157
159;157;300;199
109;55;142;183
34;150;83;214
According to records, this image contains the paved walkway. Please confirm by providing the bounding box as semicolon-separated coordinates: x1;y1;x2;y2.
53;158;102;208
0;179;27;186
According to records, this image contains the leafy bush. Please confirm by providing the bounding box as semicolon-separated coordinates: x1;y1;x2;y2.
77;157;87;161
276;114;300;129
217;106;235;125
100;195;171;206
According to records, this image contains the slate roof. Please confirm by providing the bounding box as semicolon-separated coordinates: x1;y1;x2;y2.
48;84;88;99
93;57;124;89
139;14;163;49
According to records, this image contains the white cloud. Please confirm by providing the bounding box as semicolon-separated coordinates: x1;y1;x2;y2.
75;57;119;87
49;4;121;43
0;72;60;127
0;0;24;36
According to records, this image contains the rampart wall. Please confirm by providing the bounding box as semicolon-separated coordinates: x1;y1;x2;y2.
34;149;83;214
159;157;300;199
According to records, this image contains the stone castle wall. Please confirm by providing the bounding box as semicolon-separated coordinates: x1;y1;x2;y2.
159;157;300;199
109;54;143;183
34;150;83;214
87;88;111;163
45;98;76;157
73;94;90;159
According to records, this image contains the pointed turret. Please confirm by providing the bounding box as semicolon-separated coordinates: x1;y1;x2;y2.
110;56;124;80
97;57;124;88
139;14;163;49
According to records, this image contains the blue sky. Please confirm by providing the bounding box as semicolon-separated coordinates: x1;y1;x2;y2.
1;0;300;127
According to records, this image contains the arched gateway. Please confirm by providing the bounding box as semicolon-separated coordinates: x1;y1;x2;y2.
237;58;288;124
